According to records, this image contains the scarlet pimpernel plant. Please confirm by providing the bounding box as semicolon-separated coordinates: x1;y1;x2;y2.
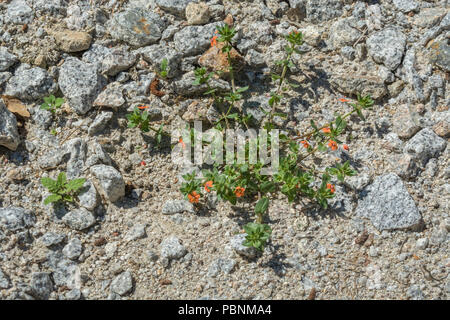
180;23;375;254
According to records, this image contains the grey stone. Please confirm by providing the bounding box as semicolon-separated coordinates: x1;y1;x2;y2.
111;271;133;296
390;153;421;179
5;67;57;101
46;252;80;288
162;200;194;214
341;46;356;60
65;288;81;300
140;44;182;78
88;111;113;136
329;17;362;48
245;49;266;67
0;269;11;289
40;232;66;247
413;8;447;29
62;238;83;260
403;128;447;165
32;105;53;129
393;104;421;139
82;44;111;67
428;38;450;73
85;140;112;168
345;172;371;191
90;164;125;203
368;246;378;257
78;180;99;211
33;0;67;16
0;207;35;231
0;72;12;87
30;272;53;300
392;0;419;13
377;66;395;84
0;47;18;71
58;57;106;115
101;47;136;76
0;100;20;151
93;82;125;108
37;149;65;170
356;173;422;231
406;284;424;300
155;0;192;17
173;71;230;96
109;8;164;47
63;138;87;179
62;208;96;231
366;27;406;70
6;0;34;24
160;236;187;260
230;233;258;259
124;224;147;241
173;22;220;56
306;0;343;23
416;237;429;250
330;65;387;100
207;258;237;277
366;4;383;32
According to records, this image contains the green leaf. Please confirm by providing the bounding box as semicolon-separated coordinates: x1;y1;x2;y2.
44;194;62;205
41;177;57;190
273;112;287;119
236;86;249;93
40;103;50;110
260;181;276;194
66;178;86;192
255;197;269;215
57;172;67;187
54;98;64;107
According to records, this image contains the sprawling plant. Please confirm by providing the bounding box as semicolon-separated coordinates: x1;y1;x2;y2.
180;24;375;253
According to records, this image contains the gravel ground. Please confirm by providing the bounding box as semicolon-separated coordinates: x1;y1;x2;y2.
0;0;449;300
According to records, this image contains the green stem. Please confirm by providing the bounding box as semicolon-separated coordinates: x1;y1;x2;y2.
269;43;295;123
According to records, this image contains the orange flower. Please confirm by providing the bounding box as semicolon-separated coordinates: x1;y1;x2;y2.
188;191;200;204
179;137;186;149
328;140;338;151
300;140;309;148
343;144;349;151
234;186;245;198
204;180;213;193
138;105;149;109
210;35;218;47
326;183;335;193
339;98;349;102
322;127;331;134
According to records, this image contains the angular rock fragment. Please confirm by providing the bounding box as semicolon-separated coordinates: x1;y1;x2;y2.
58;57;106;115
62;208;96;231
90;165;125;203
356;173;422;231
0;100;20;151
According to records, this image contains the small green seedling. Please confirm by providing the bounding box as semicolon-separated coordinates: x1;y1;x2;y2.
41;172;86;205
126;107;150;132
158;58;169;78
40;95;64;114
243;222;272;252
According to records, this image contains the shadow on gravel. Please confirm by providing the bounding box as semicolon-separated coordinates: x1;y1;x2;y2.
258;245;292;277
